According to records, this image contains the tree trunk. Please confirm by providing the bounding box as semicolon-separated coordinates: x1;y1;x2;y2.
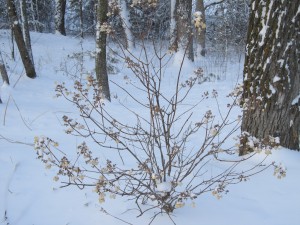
10;27;15;60
79;0;84;38
95;0;110;101
170;0;177;51
55;0;67;35
0;50;9;85
7;0;36;79
118;0;134;49
240;0;300;154
29;0;38;31
195;0;206;57
20;0;34;64
170;0;194;61
0;50;9;104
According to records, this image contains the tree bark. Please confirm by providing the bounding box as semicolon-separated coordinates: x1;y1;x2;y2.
29;0;38;31
118;0;134;49
0;50;9;104
20;0;34;64
7;0;36;79
95;0;110;101
0;50;9;85
55;0;67;35
170;0;194;61
195;0;206;57
79;0;84;38
240;0;300;154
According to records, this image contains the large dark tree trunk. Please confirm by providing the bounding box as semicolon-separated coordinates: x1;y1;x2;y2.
55;0;67;35
7;0;36;79
240;0;300;154
95;0;110;101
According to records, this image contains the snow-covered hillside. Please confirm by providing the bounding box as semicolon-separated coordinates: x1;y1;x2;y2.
0;31;299;225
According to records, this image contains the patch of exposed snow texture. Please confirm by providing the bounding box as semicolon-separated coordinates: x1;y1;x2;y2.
273;75;281;83
258;1;274;47
0;30;300;225
205;0;225;8
292;6;300;23
292;94;300;105
156;182;172;193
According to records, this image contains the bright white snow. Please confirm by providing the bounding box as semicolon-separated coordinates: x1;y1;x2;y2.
0;30;299;225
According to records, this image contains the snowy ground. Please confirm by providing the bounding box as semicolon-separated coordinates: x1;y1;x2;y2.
0;31;299;225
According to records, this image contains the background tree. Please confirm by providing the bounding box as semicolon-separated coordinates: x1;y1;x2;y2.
55;0;67;35
205;0;249;58
0;0;8;28
195;0;206;57
240;0;300;154
7;0;36;78
118;0;134;49
170;0;194;61
0;50;9;85
95;0;110;101
29;0;54;32
0;49;9;104
67;0;95;36
20;0;34;63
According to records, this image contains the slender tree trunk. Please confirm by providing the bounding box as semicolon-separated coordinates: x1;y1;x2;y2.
10;27;15;60
34;0;41;31
95;0;110;101
170;0;177;50
20;0;34;64
195;0;206;57
55;0;67;35
79;0;84;38
118;0;134;49
240;0;300;154
0;50;9;85
0;50;9;104
170;0;194;61
29;0;38;31
7;0;36;78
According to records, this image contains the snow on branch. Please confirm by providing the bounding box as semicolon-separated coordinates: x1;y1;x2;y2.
204;0;225;9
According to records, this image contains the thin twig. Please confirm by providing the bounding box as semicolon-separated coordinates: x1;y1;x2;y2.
11;96;32;131
100;207;134;225
0;134;34;146
3;95;11;126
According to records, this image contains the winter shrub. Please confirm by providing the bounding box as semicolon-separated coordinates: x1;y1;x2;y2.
34;39;281;223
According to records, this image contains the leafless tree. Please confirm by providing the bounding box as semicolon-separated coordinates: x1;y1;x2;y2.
0;49;9;104
195;0;206;57
0;50;9;85
20;0;34;63
170;0;194;61
6;0;36;78
95;0;110;101
55;0;67;35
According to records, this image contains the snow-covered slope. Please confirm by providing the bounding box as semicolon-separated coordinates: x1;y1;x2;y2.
0;31;299;225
